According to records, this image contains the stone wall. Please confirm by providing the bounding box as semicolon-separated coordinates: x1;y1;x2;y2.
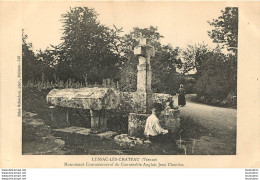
128;113;150;138
117;91;135;113
117;91;174;114
152;93;174;106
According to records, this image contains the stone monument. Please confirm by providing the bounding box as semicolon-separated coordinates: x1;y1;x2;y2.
47;88;119;133
133;37;155;113
128;36;180;138
128;37;155;138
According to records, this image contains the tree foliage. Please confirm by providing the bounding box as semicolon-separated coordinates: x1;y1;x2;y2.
195;50;237;106
178;7;238;106
152;45;180;94
60;7;123;83
208;7;238;54
180;43;211;76
22;30;41;82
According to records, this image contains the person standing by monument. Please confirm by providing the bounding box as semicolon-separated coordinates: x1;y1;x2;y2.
177;84;186;107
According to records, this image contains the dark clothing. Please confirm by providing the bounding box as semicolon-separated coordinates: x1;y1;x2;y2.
178;94;186;106
178;87;186;106
148;131;180;153
148;132;175;144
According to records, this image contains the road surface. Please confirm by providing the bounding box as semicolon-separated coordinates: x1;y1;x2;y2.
173;94;237;155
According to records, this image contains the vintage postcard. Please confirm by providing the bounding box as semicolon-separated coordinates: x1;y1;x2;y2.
0;1;259;168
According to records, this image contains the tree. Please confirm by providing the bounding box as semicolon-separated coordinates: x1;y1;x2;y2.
208;7;238;54
152;45;180;94
36;46;61;82
22;29;40;82
195;49;228;98
180;43;211;76
60;7;123;83
193;48;237;106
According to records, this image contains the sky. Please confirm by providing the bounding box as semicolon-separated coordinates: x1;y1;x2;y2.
21;2;227;53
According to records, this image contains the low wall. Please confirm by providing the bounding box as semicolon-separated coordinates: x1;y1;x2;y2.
118;91;174;113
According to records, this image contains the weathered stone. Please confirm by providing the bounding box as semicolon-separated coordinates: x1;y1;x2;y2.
117;91;174;114
135;43;154;94
132;92;153;113
114;134;144;148
90;109;107;133
134;44;155;57
47;88;120;132
22;111;66;155
47;87;120;110
134;46;146;56
137;57;152;93
152;93;174;108
76;128;92;136
53;126;87;136
94;131;117;140
49;106;70;128
53;126;117;141
54;139;65;148
134;39;155;114
128;113;149;138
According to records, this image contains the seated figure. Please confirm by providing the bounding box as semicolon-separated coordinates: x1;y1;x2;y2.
144;103;174;143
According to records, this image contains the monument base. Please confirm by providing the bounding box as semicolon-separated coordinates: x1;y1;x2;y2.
132;92;153;114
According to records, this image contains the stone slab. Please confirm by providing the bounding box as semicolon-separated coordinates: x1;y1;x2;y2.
53;126;86;134
95;131;118;140
114;134;144;148
53;126;117;140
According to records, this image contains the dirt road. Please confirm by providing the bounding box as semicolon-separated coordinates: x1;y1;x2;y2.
173;94;237;155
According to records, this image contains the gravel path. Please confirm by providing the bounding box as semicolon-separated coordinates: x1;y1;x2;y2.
173;94;237;155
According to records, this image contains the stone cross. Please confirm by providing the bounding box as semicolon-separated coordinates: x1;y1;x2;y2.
134;37;155;93
133;36;155;113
